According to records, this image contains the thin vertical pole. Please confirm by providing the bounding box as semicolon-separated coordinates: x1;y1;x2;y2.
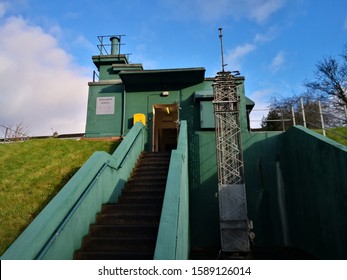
218;28;226;72
291;106;296;126
344;105;347;123
300;97;307;128
281;109;285;131
100;36;103;55
5;127;8;142
318;101;326;136
118;36;121;56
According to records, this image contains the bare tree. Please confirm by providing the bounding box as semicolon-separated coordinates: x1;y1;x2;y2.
305;44;347;124
1;122;30;141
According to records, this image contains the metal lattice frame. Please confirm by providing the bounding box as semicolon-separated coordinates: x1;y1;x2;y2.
213;71;250;253
213;71;244;186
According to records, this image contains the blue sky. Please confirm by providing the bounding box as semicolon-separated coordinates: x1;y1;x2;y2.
0;0;346;135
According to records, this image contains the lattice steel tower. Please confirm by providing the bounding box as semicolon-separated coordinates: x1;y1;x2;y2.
213;28;252;252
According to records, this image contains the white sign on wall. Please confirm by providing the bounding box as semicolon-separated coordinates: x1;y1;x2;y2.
96;97;115;115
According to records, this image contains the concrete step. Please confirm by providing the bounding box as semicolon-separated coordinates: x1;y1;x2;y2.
96;213;161;225
140;151;171;158
132;168;168;176
117;195;164;205
90;224;159;238
81;237;156;252
121;188;165;196
128;173;167;184
126;180;167;188
101;204;163;215
74;251;154;260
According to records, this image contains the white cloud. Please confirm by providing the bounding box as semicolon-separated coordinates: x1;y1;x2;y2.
73;35;95;52
225;43;256;70
162;0;286;23
248;0;286;23
0;16;89;136
269;50;286;72
130;43;159;69
221;26;280;72
254;26;279;43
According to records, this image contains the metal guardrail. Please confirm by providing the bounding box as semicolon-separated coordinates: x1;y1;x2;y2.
97;34;126;56
0;124;30;142
248;97;347;138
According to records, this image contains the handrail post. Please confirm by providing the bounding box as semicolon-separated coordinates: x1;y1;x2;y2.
281;109;285;131
5;127;8;142
318;101;326;136
99;36;103;55
300;97;307;128
291;106;296;126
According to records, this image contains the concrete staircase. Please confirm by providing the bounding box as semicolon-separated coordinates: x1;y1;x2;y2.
74;151;171;260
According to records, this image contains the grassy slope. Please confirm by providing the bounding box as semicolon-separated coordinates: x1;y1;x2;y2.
0;139;119;255
314;127;347;146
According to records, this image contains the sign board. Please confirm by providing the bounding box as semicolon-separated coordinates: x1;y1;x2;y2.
96;97;115;115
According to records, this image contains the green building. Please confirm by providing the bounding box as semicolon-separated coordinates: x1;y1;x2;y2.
2;35;346;260
84;36;347;259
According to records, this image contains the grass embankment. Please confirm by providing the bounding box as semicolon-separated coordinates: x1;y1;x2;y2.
0;138;119;255
315;126;347;146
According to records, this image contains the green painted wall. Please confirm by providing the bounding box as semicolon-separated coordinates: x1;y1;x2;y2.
242;124;347;259
189;131;220;249
243;131;285;246
280;126;347;259
124;89;180;134
85;84;124;138
180;81;221;250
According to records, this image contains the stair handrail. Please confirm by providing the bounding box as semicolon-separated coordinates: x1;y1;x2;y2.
154;120;190;260
111;122;146;170
35;160;110;259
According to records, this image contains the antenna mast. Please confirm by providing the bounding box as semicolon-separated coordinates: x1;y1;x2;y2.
218;28;227;72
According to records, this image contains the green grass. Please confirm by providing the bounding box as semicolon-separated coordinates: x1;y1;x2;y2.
0;138;119;255
314;127;347;146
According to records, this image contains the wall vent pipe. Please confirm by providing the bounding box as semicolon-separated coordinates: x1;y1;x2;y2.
110;36;120;55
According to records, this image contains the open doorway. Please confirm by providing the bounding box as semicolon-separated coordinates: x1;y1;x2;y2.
152;104;179;152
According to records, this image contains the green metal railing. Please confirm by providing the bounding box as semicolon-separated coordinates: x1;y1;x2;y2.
1;122;147;260
154;121;190;260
